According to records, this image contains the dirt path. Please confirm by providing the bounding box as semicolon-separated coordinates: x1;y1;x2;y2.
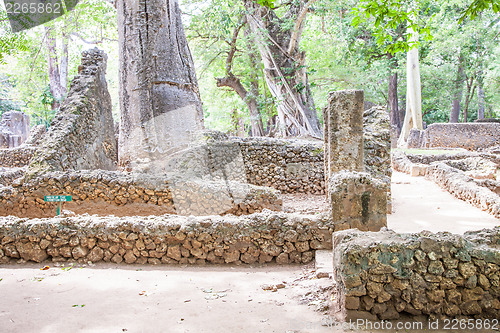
388;171;499;234
0;263;341;333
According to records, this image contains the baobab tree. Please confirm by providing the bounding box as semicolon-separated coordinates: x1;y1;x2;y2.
117;0;204;169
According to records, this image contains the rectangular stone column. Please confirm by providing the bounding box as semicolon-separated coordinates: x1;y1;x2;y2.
324;89;387;232
323;90;365;182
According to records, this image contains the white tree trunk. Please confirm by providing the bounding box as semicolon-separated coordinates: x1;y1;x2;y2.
398;29;423;147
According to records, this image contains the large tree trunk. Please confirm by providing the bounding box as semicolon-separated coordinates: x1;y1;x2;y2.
477;70;485;120
398;31;423;147
244;1;322;138
245;27;265;137
117;0;204;169
60;32;69;96
449;54;465;123
387;53;400;147
45;26;64;110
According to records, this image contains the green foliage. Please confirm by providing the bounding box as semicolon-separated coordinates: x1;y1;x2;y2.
460;0;500;21
351;0;434;54
0;0;118;127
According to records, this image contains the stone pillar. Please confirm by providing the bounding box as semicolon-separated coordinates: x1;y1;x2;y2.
329;171;387;231
324;89;364;182
324;89;387;232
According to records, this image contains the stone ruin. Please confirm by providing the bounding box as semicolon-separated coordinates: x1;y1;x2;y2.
0;110;30;148
393;150;500;218
407;123;500;151
0;47;391;246
3;47;498;324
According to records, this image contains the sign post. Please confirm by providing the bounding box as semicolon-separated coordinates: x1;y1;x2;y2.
44;195;72;216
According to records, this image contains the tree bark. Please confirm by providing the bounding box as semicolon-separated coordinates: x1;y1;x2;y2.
45;26;64;110
449;54;465;123
245;26;265;137
117;0;204;169
60;31;69;96
463;75;476;123
477;70;485;120
244;0;322;138
398;30;423;146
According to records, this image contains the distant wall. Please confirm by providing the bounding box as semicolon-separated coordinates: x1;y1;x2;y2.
0;212;333;265
333;228;500;321
408;123;500;151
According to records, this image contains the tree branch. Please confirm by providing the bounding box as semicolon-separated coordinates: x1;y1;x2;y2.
70;32;118;44
287;0;317;54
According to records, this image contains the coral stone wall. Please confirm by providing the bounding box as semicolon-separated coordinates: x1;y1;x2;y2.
0;170;281;218
333;228;500;321
0;146;36;168
408;123;500;151
28;48;117;173
392;151;500;217
0;212;333;265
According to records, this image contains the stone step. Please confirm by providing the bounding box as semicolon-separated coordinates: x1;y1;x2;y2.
315;250;333;279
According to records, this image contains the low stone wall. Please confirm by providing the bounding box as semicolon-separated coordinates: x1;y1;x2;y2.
408;123;500;151
425;162;500;218
333;228;500;321
0;211;333;265
0;146;36;167
0;170;281;218
0;167;25;186
392;151;499;217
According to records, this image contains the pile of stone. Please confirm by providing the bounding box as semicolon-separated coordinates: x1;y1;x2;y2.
333;228;500;321
0;211;333;265
0;169;281;218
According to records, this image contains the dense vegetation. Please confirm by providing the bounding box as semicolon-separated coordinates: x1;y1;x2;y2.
0;0;498;135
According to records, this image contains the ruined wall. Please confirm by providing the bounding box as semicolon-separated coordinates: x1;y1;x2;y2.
425;162;500;218
333;228;500;321
0;170;281;218
408;123;500;151
0;212;333;265
29;48;117;173
0;146;36;168
163;136;326;195
0;111;30;148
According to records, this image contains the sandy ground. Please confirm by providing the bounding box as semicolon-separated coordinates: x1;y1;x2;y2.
389;171;499;234
1;171;499;333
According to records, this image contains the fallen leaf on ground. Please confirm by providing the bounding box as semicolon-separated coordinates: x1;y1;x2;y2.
72;304;85;308
40;266;50;271
139;291;146;296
